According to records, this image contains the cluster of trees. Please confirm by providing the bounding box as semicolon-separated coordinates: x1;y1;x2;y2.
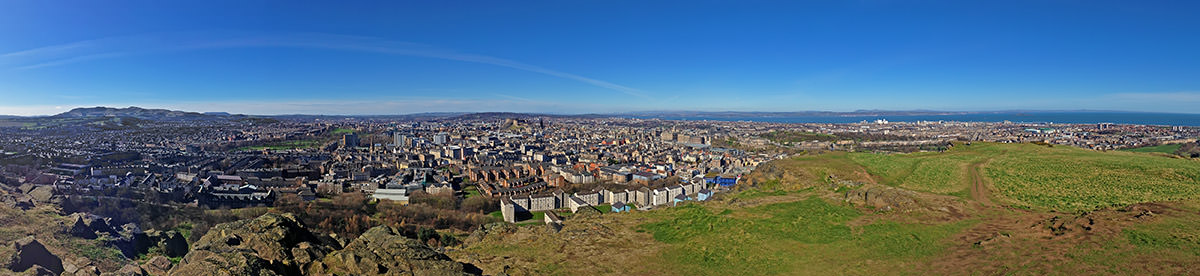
274;192;377;239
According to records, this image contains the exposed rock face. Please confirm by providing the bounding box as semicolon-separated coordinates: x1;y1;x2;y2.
169;213;476;276
312;226;467;275
26;185;56;204
113;263;147;276
1;194;36;210
6;236;64;275
141;256;173;275
169;213;335;276
67;213;117;239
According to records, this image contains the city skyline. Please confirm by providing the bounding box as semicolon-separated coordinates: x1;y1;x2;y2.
3;1;1200;115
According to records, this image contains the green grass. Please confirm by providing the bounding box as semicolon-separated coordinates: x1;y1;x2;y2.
638;197;973;275
331;128;355;135
462;186;481;198
594;204;612;213
981;143;1200;211
1121;143;1183;154
175;223;194;241
848;149;982;196
840;142;1200;211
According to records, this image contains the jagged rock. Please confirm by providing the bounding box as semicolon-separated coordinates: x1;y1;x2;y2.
110;264;147;276
6;236;63;275
26;186;55;203
6;194;36;210
67;213;117;239
313;226;471;275
64;260;80;274
464;222;515;244
141;256;173;275
168;213;337;276
22;264;56;276
18;184;35;194
74;266;101;276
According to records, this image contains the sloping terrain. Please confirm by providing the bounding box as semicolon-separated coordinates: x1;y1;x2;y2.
454;142;1200;275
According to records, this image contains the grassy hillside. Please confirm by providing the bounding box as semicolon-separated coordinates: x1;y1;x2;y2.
846;142;1200;211
455;142;1200;275
638;196;974;275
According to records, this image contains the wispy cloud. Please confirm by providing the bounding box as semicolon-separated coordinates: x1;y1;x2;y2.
0;31;647;98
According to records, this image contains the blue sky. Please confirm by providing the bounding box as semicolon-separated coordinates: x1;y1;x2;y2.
1;1;1199;115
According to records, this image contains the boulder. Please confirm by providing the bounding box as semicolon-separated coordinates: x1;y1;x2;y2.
313;226;469;275
141;256;173;275
110;264;147;276
6;194;36;210
74;266;101;276
6;236;63;275
22;264;56;276
67;213;116;239
26;186;55;203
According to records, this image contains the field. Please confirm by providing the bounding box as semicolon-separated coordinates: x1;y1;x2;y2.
330;128;355;135
845;142;1200;211
1120;143;1182;154
638;196;974;275
455;142;1200;275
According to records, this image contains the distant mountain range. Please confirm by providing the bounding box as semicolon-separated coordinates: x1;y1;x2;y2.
50;106;238;120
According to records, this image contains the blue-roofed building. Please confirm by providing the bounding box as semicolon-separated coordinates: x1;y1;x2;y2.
697;188;714;201
673;193;691;206
706;175;738;187
611;201;631;213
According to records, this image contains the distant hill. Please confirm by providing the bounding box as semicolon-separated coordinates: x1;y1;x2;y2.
55;107;203;119
51;106;245;121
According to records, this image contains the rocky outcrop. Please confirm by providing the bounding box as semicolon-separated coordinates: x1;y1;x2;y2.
0;194;36;210
112;263;147;276
67;213;117;239
312;226;467;275
26;185;56;204
169;213;476;276
6;236;63;275
463;223;516;245
168;213;335;276
140;256;173;276
64;257;99;276
64;213;190;259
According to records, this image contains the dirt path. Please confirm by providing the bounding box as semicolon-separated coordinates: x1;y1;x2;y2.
967;159;995;207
